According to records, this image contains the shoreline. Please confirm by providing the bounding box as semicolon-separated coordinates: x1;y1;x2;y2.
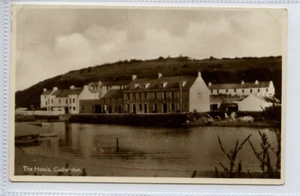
15;113;277;128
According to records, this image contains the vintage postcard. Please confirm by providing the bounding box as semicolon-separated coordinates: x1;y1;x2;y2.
9;5;287;184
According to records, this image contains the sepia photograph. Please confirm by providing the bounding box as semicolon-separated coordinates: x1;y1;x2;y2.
10;5;286;184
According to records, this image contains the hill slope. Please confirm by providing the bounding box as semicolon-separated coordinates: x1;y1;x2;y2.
15;56;282;108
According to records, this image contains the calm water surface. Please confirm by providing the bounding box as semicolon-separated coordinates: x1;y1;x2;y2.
15;122;278;173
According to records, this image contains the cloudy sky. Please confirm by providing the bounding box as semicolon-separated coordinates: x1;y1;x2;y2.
13;6;286;91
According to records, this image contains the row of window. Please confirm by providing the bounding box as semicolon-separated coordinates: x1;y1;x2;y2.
44;98;76;105
124;103;179;113
123;91;177;100
211;88;268;94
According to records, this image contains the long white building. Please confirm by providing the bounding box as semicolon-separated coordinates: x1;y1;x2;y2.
208;80;275;97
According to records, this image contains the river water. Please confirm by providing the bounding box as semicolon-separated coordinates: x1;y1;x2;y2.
15;122;278;176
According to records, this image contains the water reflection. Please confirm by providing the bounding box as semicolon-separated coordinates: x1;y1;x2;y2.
16;122;278;172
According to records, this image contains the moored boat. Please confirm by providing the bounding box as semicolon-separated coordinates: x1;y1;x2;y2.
15;134;39;146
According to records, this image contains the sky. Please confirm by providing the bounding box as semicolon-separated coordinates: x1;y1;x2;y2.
13;6;286;91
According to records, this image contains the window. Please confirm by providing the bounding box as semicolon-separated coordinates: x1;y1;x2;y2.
73;98;75;103
45;101;47;105
217;89;219;94
211;89;213;93
234;89;236;92
258;89;260;92
73;107;75;111
198;92;202;99
115;106;118;112
81;105;84;111
266;88;268;92
162;92;165;99
154;92;157;99
250;89;252;93
44;96;46;99
51;99;53;103
59;99;61;104
139;104;142;111
242;89;244;93
145;93;148;99
69;98;71;103
226;89;228;93
66;99;68;104
171;92;175;99
172;103;175;111
69;107;72;110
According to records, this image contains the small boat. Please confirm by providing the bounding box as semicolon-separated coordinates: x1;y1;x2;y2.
15;134;39;145
39;132;58;138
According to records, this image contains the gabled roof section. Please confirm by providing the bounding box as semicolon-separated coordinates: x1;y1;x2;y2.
102;89;122;98
51;90;61;96
56;88;83;98
102;80;131;86
209;81;270;90
124;75;197;91
41;90;52;96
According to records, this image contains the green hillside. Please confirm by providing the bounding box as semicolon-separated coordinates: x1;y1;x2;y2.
15;56;282;108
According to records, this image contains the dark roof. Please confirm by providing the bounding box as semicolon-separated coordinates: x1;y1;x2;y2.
56;88;83;98
124;75;197;92
89;80;131;87
51;90;61;96
41;90;52;96
102;89;122;98
102;80;131;86
210;95;247;103
209;81;271;90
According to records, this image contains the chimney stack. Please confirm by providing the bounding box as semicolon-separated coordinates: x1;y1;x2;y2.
198;71;201;77
208;82;212;87
255;80;259;85
53;87;58;91
132;75;137;81
70;85;75;89
158;73;162;78
83;85;88;91
43;88;47;92
241;81;244;85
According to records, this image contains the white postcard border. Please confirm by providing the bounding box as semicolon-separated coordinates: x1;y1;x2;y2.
1;1;300;196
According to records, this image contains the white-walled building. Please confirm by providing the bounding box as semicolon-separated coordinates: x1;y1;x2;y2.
208;80;275;97
40;85;99;114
